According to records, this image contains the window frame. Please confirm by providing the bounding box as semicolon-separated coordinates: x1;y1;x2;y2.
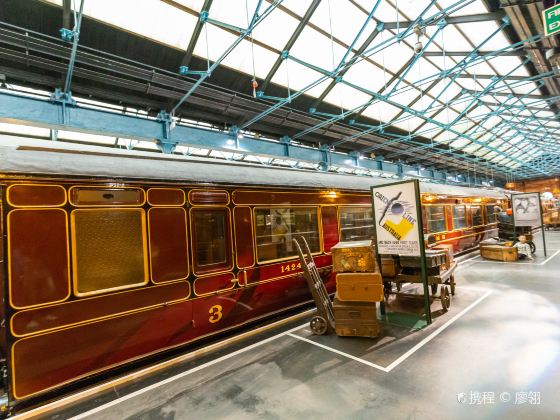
451;205;468;230
337;205;375;242
470;205;484;227
189;207;233;276
485;204;499;224
423;204;448;234
70;208;149;297
253;205;322;264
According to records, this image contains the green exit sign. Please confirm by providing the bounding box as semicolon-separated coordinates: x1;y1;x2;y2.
544;3;560;37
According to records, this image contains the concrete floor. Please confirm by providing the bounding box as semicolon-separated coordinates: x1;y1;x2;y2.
42;231;560;420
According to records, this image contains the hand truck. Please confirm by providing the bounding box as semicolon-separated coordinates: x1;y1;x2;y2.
293;236;335;335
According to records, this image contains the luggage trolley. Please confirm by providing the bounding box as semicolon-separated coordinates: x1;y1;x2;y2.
293;236;335;335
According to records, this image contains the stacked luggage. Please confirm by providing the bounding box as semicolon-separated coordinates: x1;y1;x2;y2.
331;240;383;338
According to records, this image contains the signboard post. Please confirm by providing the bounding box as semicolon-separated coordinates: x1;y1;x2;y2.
511;192;547;257
543;3;560;37
371;179;432;325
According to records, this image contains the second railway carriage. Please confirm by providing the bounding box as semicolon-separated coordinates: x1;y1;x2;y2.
0;136;508;410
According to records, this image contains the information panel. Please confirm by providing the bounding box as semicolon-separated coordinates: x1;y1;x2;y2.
371;180;421;256
512;192;541;227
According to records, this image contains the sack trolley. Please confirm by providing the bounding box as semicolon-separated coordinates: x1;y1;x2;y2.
293;236;335;335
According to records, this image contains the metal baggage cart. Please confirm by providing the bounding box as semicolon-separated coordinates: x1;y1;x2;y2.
293;236;335;335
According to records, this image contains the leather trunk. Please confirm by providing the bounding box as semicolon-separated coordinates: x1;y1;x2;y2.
331;240;378;273
333;298;380;338
336;272;383;302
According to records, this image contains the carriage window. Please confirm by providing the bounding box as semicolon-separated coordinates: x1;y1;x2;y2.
191;209;232;274
254;207;320;263
486;204;499;223
471;205;483;226
452;206;467;229
339;207;374;241
425;206;446;233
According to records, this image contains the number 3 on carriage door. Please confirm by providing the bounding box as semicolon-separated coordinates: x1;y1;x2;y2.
208;305;223;323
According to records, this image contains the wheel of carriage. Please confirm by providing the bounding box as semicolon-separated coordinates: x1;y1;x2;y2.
440;286;451;312
529;241;536;254
449;276;456;296
310;315;328;335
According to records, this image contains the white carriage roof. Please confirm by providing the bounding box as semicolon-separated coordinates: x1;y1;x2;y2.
0;135;508;199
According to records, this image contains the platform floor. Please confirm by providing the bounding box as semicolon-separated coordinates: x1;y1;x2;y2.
23;231;560;420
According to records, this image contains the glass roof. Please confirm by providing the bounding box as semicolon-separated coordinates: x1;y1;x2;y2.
33;0;560;178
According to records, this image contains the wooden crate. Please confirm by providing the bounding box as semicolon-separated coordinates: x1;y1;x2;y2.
380;256;399;277
331;240;378;273
480;245;517;262
336;272;383;302
333;298;380;338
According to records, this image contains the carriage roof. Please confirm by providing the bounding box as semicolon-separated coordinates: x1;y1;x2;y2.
0;135;509;200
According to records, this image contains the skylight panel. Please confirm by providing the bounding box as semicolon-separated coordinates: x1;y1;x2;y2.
173;0;206;11
438;0;487;15
450;138;471;149
64;0;197;50
280;0;311;17
309;0;374;47
392;116;425;132
252;8;300;50
323;84;373;111
491;56;530;77
362;102;400;123
377;38;413;73
290;27;347;72
343;60;388;93
270;60;325;97
220;40;279;80
463;144;482;154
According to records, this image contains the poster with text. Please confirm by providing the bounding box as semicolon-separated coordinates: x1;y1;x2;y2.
372;181;421;256
512;192;541;227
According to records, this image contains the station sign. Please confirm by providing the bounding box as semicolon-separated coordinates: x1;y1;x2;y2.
543;3;560;37
371;180;422;256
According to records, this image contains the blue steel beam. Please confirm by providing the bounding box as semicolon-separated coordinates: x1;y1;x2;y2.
292;16;446;140
241;0;473;130
170;0;280;114
61;0;85;94
0;90;457;180
335;76;549;175
179;0;214;68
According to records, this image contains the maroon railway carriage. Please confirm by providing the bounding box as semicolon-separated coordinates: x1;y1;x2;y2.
0;138;508;408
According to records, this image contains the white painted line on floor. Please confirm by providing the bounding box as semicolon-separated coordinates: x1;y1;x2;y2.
288;291;492;375
65;323;308;420
383;290;492;372
470;249;560;266
286;333;390;372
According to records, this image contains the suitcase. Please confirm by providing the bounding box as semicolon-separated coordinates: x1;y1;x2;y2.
480;245;518;262
333;298;380;338
331;240;378;273
380;256;399;277
399;250;447;268
336;272;383;302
